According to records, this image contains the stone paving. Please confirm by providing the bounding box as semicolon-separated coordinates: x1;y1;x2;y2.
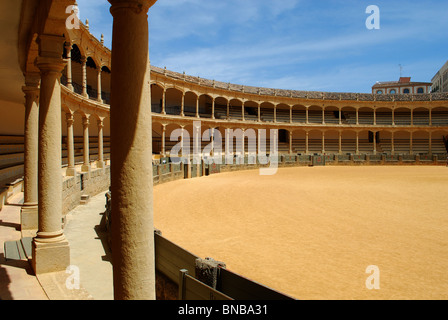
0;190;113;300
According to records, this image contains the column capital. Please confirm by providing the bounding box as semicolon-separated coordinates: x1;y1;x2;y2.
109;0;157;15
80;56;87;64
66;113;75;125
36;56;66;75
97;119;104;128
83;116;90;126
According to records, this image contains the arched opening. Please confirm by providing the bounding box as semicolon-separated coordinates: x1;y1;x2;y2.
150;84;164;113
244;101;259;122
101;66;111;104
341;106;356;125
184;91;198;117
260;102;275;123
358;107;374;125
308;105;323;124
292;104;306;123
395;107;412;126
165;88;183;115
432;107;448;126
199;94;213;119
375;107;393;125
276;104;291;123
324;106;339;124
413;107;429;125
214;97;228;120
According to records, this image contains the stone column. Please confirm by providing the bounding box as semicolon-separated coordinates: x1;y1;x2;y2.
161;124;166;156
32;34;70;274
211;98;215;120
306;107;309;124
356;131;359;155
322;108;325;125
242;101;245;121
21;73;40;232
226;100;230;120
181;92;185;117
65;113;76;176
65;42;73;91
338;131;342;154
195;95;199;118
373;108;377;125
339;109;342;125
97;68;103;102
356;109;359;125
257;103;261;122
322;131;325;154
411;109;414;126
392;108;395;125
274;105;277;123
97;119;105;168
409;131;413;155
81;56;88;97
290;106;293;124
108;0;157;300
429;108;432;126
289;131;293;154
161;88;166;115
373;131;377;155
305;131;309;154
81;115;91;172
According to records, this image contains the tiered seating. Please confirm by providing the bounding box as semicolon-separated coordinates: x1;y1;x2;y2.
0;135;24;187
432;111;448;125
413;112;429;125
61;136;111;165
292;110;306;123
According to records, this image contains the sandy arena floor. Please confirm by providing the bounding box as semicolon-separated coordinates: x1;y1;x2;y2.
153;166;448;300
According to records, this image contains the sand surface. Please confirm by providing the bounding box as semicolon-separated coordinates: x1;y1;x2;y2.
153;166;448;300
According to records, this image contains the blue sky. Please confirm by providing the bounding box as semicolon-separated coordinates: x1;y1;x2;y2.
76;0;448;93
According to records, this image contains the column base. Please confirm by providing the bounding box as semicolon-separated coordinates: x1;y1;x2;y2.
21;203;38;231
32;238;70;274
96;160;105;168
66;166;76;176
81;164;91;173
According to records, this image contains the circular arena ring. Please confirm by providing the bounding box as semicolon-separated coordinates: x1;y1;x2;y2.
154;166;448;300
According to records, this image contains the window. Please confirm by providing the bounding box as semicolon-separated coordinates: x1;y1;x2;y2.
376;90;383;94
389;89;396;94
403;88;410;94
417;88;424;94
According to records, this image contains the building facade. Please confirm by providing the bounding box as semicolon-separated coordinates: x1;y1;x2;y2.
431;60;448;93
372;77;432;95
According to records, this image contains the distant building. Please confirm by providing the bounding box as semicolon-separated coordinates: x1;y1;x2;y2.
431;60;448;93
372;77;432;95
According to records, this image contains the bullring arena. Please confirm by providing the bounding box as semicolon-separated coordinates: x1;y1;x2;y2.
1;0;448;301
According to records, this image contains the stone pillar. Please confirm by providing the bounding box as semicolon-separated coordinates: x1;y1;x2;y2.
305;131;309;155
211;98;215;120
428;131;432;155
181;92;185;117
64;42;73;91
97;119;105;168
411;109;414;126
161;88;166;115
226;100;230;120
356;109;359;125
21;73;40;232
392;108;395;125
338;131;342;155
81;56;88;97
274;105;277;123
242;101;245;121
161;124;166;156
356;131;359;155
373;131;377;155
108;0;157;300
257;103;261;122
322;108;325;125
339;109;342;125
289;131;293;154
65;113;76;176
97;68;103;102
409;131;413;155
81;116;91;172
306;107;309;124
429;108;432;126
373;108;377;126
290;106;293;124
322;131;325;154
195;95;199;118
32;34;70;274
